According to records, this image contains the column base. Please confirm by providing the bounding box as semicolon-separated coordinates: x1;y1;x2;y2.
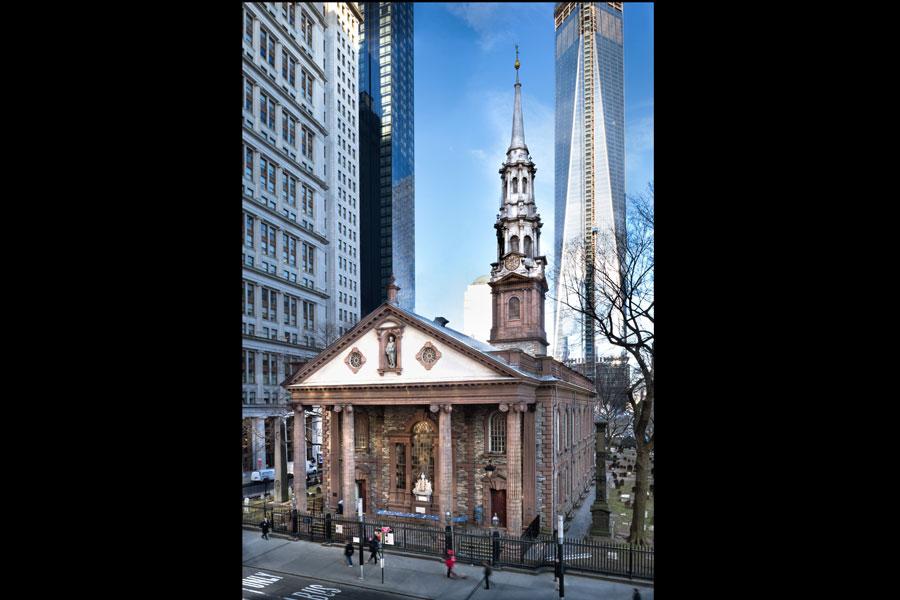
589;502;612;538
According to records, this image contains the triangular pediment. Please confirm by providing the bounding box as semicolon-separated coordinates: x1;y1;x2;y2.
285;303;535;389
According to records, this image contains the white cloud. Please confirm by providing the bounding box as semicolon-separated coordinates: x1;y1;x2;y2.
444;3;547;51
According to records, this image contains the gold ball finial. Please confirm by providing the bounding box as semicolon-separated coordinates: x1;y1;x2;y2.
515;44;520;70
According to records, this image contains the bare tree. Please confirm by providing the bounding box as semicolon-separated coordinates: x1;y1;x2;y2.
593;356;633;449
554;183;654;546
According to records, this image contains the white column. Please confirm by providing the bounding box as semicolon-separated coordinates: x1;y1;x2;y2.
506;403;525;534
437;404;453;520
253;417;267;470
341;404;356;513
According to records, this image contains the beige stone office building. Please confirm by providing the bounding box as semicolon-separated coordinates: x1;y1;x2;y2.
284;64;596;534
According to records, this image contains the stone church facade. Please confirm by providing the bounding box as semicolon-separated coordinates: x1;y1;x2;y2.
284;60;596;535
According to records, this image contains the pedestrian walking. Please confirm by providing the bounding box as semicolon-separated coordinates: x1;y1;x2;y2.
483;561;492;589
445;549;458;578
260;518;270;540
344;542;355;566
368;536;380;564
633;587;642;600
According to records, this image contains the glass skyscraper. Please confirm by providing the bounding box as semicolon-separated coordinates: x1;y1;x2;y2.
552;2;625;364
358;2;415;314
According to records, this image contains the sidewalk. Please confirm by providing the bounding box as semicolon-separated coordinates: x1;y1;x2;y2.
243;529;653;599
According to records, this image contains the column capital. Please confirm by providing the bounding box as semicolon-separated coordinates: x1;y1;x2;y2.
441;403;453;413
498;403;509;413
293;403;305;413
429;403;440;413
333;404;342;413
513;402;527;413
344;403;353;413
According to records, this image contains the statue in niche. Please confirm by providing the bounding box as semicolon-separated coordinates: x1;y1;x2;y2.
385;334;397;368
413;472;433;497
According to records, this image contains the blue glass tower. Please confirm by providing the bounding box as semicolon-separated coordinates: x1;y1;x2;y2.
358;2;415;313
552;2;625;364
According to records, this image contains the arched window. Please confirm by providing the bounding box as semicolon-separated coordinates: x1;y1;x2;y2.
411;421;435;484
522;178;528;193
511;177;518;193
510;235;519;253
524;236;532;258
488;411;506;453
355;411;368;452
508;297;520;319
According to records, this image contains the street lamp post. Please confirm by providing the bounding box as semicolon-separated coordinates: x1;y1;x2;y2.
557;514;565;600
357;498;365;581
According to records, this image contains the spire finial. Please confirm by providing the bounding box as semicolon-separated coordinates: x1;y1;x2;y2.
514;44;520;83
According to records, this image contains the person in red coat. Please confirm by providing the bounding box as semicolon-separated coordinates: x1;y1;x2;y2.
445;549;458;578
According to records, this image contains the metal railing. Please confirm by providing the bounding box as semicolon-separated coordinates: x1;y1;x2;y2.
241;504;653;580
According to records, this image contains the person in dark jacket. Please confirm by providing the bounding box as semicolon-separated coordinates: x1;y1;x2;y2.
367;536;381;564
633;588;642;599
344;542;355;566
483;561;493;589
260;518;270;540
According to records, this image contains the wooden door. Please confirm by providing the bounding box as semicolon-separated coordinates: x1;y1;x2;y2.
490;489;507;527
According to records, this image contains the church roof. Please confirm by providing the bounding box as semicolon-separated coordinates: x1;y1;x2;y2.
471;274;490;285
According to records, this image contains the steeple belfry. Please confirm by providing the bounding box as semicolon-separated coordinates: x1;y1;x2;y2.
489;50;549;357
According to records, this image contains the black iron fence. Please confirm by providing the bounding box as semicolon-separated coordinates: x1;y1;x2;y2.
241;505;653;581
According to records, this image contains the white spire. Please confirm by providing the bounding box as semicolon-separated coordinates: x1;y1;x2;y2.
508;46;528;157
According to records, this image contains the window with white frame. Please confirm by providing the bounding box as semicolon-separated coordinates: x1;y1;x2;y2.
260;28;275;67
260;93;275;130
243;349;256;383
244;214;254;247
301;126;314;160
282;232;297;267
302;300;315;330
244;145;254;179
488;411;506;454
260;222;276;257
261;287;277;322
244;79;254;111
243;280;255;316
244;11;254;45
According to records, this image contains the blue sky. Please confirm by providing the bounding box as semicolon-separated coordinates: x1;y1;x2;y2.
412;2;653;327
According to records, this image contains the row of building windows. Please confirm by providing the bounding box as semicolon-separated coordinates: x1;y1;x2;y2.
243;144;317;214
245;5;314;54
242;280;316;330
243;213;316;274
242;350;283;386
244;91;316;161
555;404;594;454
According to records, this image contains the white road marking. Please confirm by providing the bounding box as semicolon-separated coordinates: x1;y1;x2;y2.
242;571;283;592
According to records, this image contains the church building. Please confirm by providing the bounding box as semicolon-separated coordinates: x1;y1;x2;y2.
284;57;596;535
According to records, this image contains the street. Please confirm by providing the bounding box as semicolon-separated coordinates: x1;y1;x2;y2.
241;566;428;600
242;530;652;600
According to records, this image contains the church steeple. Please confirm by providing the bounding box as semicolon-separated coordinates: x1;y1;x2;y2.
489;49;549;357
509;45;527;157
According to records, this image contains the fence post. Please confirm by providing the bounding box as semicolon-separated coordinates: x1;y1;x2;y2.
628;543;633;579
444;525;453;558
325;512;333;543
291;508;298;537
